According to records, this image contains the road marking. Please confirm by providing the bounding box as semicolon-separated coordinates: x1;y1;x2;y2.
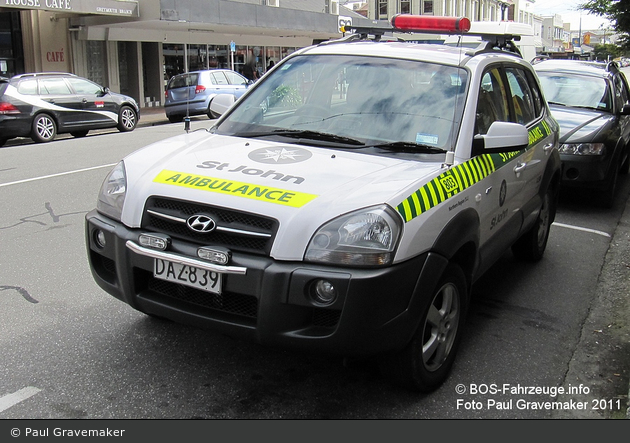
552;222;611;238
0;387;42;413
0;164;116;188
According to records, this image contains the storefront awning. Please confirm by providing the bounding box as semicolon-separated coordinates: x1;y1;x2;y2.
1;0;139;18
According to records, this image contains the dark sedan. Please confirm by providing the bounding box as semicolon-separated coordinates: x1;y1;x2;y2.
534;60;630;206
0;72;140;146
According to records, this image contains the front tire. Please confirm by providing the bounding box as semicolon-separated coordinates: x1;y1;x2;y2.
601;165;619;208
381;263;468;393
117;105;137;132
31;113;56;143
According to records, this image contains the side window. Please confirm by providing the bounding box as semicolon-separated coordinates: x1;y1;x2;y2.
17;79;38;95
525;70;544;117
225;71;248;86
66;78;103;95
475;68;509;135
211;72;229;85
38;78;72;95
505;67;536;125
613;74;629;110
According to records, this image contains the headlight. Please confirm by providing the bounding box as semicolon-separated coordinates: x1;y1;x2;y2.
558;143;605;155
96;161;127;221
305;205;402;267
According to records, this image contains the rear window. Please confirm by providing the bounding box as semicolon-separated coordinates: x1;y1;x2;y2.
168;73;199;89
17;79;38;95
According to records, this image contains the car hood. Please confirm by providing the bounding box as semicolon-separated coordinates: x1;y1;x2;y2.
549;104;613;143
109;90;139;108
120;131;442;259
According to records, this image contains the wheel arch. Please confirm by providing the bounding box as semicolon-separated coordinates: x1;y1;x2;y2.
430;207;480;287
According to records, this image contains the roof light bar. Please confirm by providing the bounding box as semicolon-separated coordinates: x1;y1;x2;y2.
391;15;471;34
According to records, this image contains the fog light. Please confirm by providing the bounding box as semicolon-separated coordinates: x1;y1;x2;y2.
94;229;106;248
139;233;170;250
311;279;337;305
198;246;231;265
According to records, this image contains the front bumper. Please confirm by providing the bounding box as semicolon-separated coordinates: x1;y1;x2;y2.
560;153;615;190
85;210;448;357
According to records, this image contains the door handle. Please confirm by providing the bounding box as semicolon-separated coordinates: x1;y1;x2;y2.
543;143;554;154
513;162;527;175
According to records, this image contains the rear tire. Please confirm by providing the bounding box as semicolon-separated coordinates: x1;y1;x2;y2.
380;263;468;393
512;186;554;261
168;115;183;123
0;138;7;147
117;105;137;132
31;113;56;143
71;130;89;138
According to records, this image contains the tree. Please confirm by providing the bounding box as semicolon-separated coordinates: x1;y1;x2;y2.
592;43;622;60
579;0;630;49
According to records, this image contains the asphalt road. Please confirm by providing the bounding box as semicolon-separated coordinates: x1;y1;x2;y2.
0;120;629;420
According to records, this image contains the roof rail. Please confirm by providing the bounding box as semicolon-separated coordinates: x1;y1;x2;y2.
465;35;523;58
13;72;76;79
329;15;522;58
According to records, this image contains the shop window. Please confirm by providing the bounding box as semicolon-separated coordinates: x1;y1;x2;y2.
400;0;411;14
86;40;107;86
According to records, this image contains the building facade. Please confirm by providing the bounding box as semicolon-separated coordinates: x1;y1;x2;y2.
2;0;558;109
1;0;352;107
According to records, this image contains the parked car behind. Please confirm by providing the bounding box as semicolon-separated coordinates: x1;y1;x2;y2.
164;69;251;123
534;59;630;206
0;72;139;147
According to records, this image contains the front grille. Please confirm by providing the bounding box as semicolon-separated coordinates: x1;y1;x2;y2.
147;277;258;319
142;196;278;255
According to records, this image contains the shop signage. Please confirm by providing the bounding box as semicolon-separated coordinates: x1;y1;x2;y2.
46;47;64;62
2;0;139;17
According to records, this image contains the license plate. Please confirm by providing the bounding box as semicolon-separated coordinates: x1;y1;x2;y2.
154;259;222;294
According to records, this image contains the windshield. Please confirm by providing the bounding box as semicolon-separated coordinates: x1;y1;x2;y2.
213;54;468;152
537;72;611;111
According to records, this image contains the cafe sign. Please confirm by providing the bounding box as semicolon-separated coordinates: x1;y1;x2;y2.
2;0;139;17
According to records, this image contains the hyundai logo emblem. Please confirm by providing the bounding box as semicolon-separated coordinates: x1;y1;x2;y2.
186;214;216;233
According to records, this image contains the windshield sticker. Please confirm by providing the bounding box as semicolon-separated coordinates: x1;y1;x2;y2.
416;133;439;145
154;170;317;208
248;147;313;164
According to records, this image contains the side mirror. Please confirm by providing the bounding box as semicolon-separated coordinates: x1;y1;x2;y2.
620;103;630;115
473;121;529;155
209;93;236;118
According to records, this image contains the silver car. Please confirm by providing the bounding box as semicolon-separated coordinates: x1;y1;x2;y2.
164;69;250;123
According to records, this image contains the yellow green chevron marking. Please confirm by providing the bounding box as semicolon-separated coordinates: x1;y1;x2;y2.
396;120;552;223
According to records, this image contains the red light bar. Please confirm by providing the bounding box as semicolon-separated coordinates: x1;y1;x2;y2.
391;15;471;34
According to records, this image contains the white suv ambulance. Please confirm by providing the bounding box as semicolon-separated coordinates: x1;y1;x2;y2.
86;15;561;392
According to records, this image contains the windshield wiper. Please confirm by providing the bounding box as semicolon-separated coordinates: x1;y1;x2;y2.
234;129;365;146
547;101;567;106
373;141;447;154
